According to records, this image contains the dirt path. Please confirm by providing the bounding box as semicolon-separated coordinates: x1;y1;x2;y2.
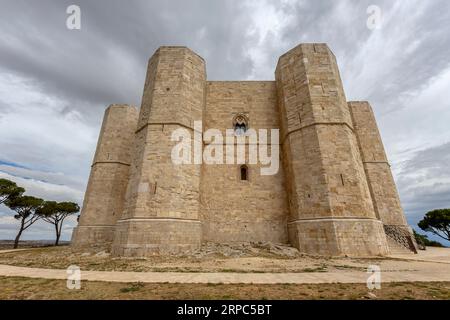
390;247;450;264
0;249;34;254
0;263;449;284
0;247;448;284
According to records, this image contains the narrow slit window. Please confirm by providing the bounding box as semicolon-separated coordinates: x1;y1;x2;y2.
240;165;248;181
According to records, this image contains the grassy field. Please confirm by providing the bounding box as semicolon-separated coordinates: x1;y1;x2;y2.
0;276;449;300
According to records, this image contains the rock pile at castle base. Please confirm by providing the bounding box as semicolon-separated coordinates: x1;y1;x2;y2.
182;242;302;259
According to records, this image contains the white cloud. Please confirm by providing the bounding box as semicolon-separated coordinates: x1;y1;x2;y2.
0;171;84;204
0;72;88;241
380;65;450;164
0;71;98;175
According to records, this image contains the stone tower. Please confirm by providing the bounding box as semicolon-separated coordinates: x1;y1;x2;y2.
111;47;206;256
349;101;417;252
275;44;389;256
71;104;138;246
72;43;416;257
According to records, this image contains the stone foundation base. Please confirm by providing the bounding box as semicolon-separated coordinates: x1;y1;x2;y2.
71;225;115;248
111;218;202;257
384;224;418;253
288;218;389;256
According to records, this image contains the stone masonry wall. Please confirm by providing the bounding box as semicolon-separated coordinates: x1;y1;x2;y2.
72;104;138;247
348;101;407;226
72;43;409;257
201;81;289;243
276;44;389;256
111;47;205;256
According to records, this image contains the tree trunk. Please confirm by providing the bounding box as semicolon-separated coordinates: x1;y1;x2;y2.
54;223;60;246
14;219;25;249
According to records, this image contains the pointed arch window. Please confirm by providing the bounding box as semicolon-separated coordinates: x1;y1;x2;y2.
233;114;248;136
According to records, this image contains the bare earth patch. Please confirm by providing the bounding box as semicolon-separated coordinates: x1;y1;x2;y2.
0;243;449;276
1;244;449;300
0;243;385;273
0;276;448;300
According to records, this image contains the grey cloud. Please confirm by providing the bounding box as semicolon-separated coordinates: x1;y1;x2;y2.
401;142;450;175
396;141;450;245
0;0;257;116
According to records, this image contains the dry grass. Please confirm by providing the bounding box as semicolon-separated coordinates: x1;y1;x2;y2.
0;276;448;300
0;240;69;250
0;246;378;273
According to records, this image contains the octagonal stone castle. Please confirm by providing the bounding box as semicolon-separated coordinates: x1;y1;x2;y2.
71;43;417;257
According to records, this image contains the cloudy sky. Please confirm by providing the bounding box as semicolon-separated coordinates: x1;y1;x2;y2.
0;0;449;246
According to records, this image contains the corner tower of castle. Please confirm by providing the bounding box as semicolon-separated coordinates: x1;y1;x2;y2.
72;43;416;257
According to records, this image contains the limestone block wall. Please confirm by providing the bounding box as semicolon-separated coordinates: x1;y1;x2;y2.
201;81;289;243
111;47;206;256
71;104;138;247
276;44;389;256
71;43;411;257
348;101;408;226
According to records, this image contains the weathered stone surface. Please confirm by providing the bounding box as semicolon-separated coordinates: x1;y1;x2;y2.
348;101;406;225
111;47;206;255
349;101;416;253
201;81;288;244
71;104;138;248
276;44;389;256
72;43;411;257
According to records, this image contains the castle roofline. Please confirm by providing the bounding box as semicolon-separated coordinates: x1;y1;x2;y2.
106;104;138;111
206;80;275;83
276;43;334;68
348;101;370;104
151;45;205;62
